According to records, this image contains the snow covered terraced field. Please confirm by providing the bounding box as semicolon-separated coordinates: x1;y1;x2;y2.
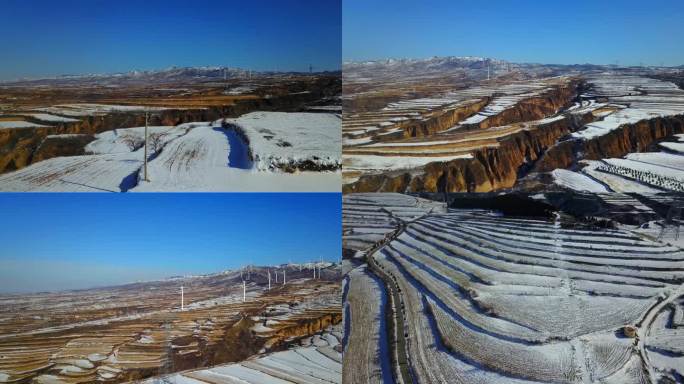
0;264;342;383
141;324;343;384
549;75;684;195
342;193;684;384
0;112;341;192
342;76;575;188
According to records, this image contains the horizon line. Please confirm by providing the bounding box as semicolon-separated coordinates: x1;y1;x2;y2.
342;55;684;68
0;260;340;296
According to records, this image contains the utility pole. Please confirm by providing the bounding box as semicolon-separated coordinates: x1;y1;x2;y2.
242;280;246;302
180;286;184;311
143;110;149;182
283;269;286;285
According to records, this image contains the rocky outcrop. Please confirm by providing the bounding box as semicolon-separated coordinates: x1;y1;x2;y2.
32;134;96;163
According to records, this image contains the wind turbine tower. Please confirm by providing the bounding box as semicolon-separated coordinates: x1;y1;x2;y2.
268;269;271;290
283;269;286;285
180;286;184;311
242;280;246;302
143;110;150;182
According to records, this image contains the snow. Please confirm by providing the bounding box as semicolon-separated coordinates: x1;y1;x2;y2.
251;324;273;333
582;160;662;194
660;141;684;153
551;168;610;193
223;112;341;172
45;134;89;139
16;113;80;123
604;158;684;182
0;118;340;192
133;124;341;192
343;153;472;173
572;75;684;140
343;195;684;382
0;121;50;129
625;152;684;171
36;104;169;117
139;337;341;383
0;152;142;192
85;124;192;155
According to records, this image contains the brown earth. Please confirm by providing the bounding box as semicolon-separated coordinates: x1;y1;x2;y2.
345;114;684;193
0;75;339;174
534;115;684;172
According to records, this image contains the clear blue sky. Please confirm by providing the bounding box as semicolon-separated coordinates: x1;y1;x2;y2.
0;193;341;293
343;0;684;66
0;0;341;81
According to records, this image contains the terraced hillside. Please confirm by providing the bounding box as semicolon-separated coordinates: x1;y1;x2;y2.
0;264;341;383
141;323;342;384
342;193;684;383
343;62;684;194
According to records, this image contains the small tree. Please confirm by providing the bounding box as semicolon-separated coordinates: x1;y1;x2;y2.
149;132;165;152
120;134;143;151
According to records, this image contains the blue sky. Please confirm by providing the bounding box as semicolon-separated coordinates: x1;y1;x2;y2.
0;0;341;81
0;193;341;293
343;0;684;66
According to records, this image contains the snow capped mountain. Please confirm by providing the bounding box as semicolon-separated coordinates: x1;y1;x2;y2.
344;56;510;72
1;65;326;86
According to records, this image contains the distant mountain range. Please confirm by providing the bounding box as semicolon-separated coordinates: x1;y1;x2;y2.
1;66;338;86
343;56;682;82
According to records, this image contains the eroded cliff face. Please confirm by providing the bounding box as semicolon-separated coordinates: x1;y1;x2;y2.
474;80;582;130
0;91;326;174
117;311;342;383
534;115;684;173
345;114;684;193
583;116;684;159
345;117;580;193
402;99;489;139
32;134;96;163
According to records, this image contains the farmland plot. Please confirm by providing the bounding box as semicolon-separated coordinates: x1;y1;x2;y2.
343;193;684;383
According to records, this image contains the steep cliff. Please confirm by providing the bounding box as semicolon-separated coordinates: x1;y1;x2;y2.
535;115;684;172
344;114;684;193
32;134;96;163
474;80;582;129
